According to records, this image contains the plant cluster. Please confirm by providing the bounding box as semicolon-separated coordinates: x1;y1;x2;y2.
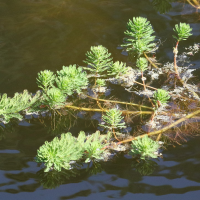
37;65;88;108
0;90;40;123
36;131;108;172
0;16;199;175
129;135;160;159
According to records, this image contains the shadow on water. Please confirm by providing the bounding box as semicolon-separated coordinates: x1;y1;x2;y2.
0;0;200;199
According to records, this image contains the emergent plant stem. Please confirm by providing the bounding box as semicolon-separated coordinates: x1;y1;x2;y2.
174;41;180;77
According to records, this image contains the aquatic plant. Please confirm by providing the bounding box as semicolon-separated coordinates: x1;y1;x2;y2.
43;88;66;108
173;23;193;42
153;89;170;107
1;16;199;175
37;70;55;91
108;61;128;78
96;79;106;87
0;90;40;123
101;108;126;130
129;135;160;159
122;17;156;55
35;133;83;172
56;65;88;95
77;131;107;163
83;45;113;76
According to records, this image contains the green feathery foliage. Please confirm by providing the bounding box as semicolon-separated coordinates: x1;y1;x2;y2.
108;61;128;78
83;45;113;75
77;131;107;163
129;135;160;159
37;70;55;91
96;79;106;87
136;57;148;72
173;23;192;42
56;65;88;95
122;17;156;55
101;108;126;130
0;90;40;123
35;133;83;172
153;89;170;106
43;88;66;108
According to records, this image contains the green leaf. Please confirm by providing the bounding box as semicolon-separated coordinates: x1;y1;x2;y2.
129;135;160;159
96;79;106;87
101;108;126;130
77;131;107;162
153;89;170;107
83;45;113;75
136;57;148;72
43;88;66;108
108;61;128;78
37;70;55;91
35;133;84;172
122;17;156;55
173;23;192;41
0;90;40;123
56;65;88;95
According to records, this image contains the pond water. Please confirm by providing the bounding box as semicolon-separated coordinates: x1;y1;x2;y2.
0;0;200;199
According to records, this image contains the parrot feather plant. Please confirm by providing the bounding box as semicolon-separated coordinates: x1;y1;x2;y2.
0;16;200;175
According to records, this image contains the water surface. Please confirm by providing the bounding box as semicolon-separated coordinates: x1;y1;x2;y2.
0;0;200;199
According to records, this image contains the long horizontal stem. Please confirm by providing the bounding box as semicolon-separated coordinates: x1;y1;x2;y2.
86;95;154;110
65;104;153;115
118;109;200;144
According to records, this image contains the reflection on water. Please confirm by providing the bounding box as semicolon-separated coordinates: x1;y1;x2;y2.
0;0;200;199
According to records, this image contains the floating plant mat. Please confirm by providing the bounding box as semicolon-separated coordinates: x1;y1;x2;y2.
1;13;200;185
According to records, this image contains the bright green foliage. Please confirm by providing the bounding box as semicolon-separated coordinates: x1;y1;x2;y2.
37;70;55;91
77;131;107;163
108;61;128;78
136;57;148;72
56;65;88;95
43;88;66;108
96;79;106;87
122;17;156;55
0;90;40;123
173;23;192;41
129;135;160;159
153;89;170;106
83;45;113;75
101;108;126;130
35;133;83;172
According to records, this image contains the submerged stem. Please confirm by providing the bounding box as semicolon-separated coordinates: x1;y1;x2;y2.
118;109;200;144
86;95;154;110
65;104;153;115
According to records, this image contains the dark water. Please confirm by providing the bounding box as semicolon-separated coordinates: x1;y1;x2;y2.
0;0;200;199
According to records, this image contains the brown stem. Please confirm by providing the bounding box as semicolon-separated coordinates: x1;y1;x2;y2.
187;0;200;8
174;41;180;77
133;80;158;90
118;109;200;144
141;71;146;91
64;104;153;115
143;52;158;69
112;128;121;142
86;95;154;110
